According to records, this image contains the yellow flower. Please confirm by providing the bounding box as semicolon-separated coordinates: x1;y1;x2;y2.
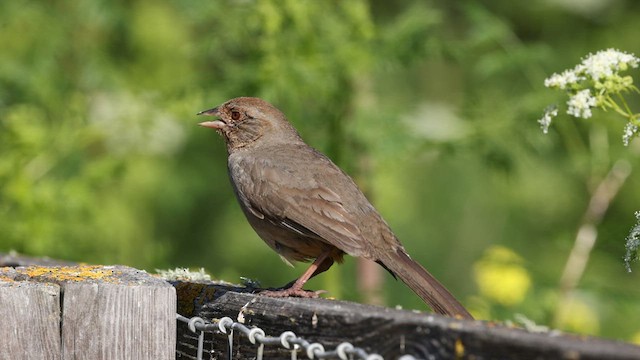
474;246;531;306
556;296;600;335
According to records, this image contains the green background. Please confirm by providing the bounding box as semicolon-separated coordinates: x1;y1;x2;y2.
1;0;639;341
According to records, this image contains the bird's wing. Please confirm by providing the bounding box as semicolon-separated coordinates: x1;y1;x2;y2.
281;185;367;255
232;147;370;257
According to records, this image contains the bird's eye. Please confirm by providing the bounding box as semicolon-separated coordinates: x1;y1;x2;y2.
231;110;241;121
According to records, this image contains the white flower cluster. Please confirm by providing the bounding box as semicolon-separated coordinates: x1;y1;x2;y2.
544;48;639;90
624;210;640;272
544;70;582;90
566;89;597;119
538;107;558;134
539;49;640;144
579;48;639;81
623;123;639;147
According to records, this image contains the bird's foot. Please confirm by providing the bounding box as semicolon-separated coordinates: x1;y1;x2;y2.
257;287;326;298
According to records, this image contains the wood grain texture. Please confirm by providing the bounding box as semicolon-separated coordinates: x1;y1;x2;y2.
58;266;176;360
0;268;61;360
175;288;640;360
0;265;176;360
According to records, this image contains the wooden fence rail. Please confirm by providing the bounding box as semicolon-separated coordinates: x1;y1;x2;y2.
174;281;640;360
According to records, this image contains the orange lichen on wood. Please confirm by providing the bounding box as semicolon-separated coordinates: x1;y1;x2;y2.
19;265;118;283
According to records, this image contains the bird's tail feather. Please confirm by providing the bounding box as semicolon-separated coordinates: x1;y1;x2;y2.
380;249;473;319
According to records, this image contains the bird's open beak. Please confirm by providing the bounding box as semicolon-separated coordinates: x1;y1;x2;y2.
197;106;226;129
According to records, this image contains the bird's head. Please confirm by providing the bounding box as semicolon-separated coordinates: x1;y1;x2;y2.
198;97;301;151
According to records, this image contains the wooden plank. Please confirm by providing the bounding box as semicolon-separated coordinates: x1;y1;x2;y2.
175;287;640;360
3;265;176;360
0;267;61;360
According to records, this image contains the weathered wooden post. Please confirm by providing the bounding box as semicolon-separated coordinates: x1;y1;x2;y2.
0;265;176;360
0;267;61;360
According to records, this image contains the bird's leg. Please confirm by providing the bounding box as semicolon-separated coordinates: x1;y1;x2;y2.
259;250;334;298
277;254;334;290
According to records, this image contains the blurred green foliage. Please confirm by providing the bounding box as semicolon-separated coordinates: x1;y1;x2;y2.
1;0;639;341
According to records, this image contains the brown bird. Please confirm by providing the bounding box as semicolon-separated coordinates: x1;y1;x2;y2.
199;97;472;319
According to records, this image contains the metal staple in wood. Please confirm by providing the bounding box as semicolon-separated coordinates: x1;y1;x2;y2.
177;314;417;360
